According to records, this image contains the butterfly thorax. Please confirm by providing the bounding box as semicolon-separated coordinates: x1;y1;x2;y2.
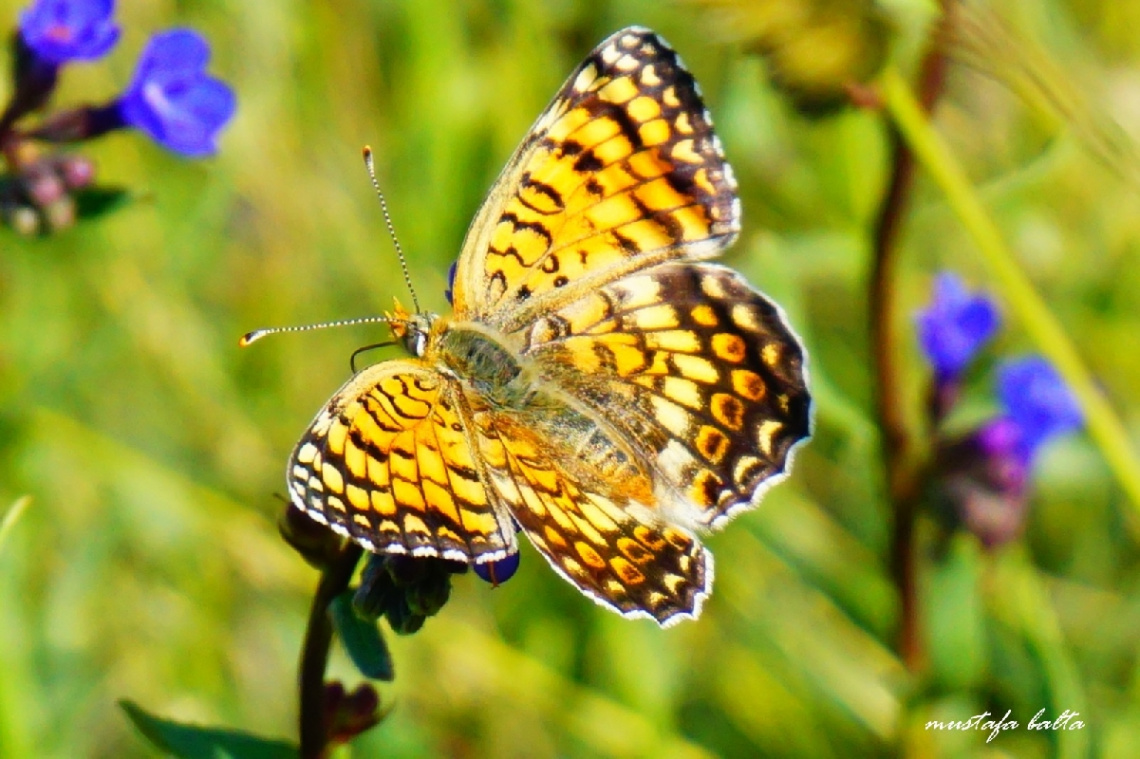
448;328;660;515
426;317;657;504
429;320;535;410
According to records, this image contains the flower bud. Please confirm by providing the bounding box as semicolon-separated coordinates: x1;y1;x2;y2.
3;202;41;235
934;418;1029;547
916;272;1001;386
56;154;95;189
352;555;396;620
404;568;452;617
41;193;75;231
279;503;344;570
23;164;65;207
384;595;426;636
323;681;384;746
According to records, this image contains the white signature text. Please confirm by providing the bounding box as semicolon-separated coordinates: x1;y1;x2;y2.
925;709;1085;743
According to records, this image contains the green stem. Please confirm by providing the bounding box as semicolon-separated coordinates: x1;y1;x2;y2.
881;66;1140;534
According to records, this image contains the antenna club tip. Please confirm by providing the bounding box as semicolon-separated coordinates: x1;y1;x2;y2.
362;145;373;160
238;331;261;347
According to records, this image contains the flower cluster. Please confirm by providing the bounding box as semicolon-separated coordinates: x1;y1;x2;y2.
281;496;520;635
352;553;468;635
916;272;1083;546
1;0;235;234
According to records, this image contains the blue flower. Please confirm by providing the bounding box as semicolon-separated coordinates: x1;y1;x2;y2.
115;29;235;156
996;356;1083;465
474;551;520;585
974;416;1030;492
916;272;1000;380
19;0;119;64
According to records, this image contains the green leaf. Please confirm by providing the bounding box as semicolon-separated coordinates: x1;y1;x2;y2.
926;535;986;690
332;591;395;681
119;700;297;759
74;187;134;221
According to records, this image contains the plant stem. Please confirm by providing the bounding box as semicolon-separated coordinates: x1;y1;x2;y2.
298;543;363;759
871;2;953;673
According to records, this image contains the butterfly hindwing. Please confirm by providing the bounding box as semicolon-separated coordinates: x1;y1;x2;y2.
520;262;812;528
472;415;711;626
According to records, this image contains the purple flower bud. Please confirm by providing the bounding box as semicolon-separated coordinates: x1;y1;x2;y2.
916;272;1000;381
474;551;520;585
23;164;65;207
934;359;1082;548
974;416;1030;494
323;681;383;746
18;0;119;64
114;29;235;156
996;356;1083;465
56;154;95;188
936;417;1030;548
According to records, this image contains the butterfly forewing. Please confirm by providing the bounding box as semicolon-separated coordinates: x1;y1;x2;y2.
452;26;740;332
288;360;518;561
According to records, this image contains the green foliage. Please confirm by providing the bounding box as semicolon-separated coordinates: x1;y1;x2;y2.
332;591;395;682
120;700;297;759
2;0;1139;757
73;187;134;222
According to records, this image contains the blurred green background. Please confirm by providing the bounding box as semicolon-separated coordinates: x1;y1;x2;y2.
2;0;1140;756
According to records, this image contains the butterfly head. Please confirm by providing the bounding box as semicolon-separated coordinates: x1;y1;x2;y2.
386;297;436;357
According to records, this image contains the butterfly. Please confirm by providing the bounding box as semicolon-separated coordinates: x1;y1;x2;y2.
287;26;811;626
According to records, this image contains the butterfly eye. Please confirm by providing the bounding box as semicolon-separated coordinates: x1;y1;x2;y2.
412;332;428;356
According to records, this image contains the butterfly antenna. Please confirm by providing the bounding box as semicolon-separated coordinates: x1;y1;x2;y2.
363;146;421;313
239;315;397;347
